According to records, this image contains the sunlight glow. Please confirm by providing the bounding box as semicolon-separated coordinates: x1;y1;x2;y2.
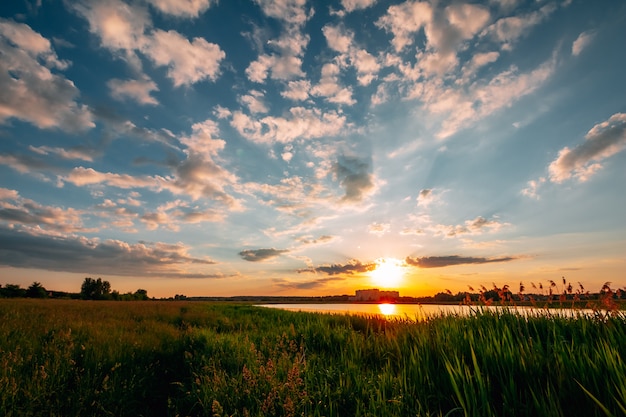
377;303;397;316
369;257;406;288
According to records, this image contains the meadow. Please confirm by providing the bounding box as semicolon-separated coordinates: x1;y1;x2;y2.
1;299;625;417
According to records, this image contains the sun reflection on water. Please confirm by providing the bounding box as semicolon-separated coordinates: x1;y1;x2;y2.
377;303;397;316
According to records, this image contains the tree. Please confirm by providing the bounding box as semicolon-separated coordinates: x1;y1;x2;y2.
80;277;112;300
26;282;48;298
0;284;26;298
133;289;149;300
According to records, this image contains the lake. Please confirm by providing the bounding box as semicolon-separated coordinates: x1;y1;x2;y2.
257;303;600;321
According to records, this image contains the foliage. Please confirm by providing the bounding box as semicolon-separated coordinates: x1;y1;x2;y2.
1;299;625;416
80;277;111;300
25;282;48;299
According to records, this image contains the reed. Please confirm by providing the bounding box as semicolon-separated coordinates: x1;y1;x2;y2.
1;299;624;416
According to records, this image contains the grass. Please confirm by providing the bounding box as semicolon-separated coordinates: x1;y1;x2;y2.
1;299;625;416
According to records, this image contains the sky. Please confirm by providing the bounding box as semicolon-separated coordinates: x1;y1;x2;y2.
0;0;625;298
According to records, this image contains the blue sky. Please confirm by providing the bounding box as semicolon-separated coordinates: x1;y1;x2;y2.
1;0;625;298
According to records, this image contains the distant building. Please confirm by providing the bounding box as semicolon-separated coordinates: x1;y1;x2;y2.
351;289;400;302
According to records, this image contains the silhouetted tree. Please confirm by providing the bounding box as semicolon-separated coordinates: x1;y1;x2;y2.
0;284;26;298
26;282;48;298
80;277;111;300
134;289;149;300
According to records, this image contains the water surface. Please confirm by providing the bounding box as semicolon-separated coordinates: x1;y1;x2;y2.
257;303;598;321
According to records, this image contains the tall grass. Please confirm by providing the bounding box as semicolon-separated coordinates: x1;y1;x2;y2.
1;299;625;416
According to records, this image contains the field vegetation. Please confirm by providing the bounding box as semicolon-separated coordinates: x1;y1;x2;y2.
1;298;625;416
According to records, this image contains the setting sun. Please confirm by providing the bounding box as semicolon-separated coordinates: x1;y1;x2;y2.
369;258;406;289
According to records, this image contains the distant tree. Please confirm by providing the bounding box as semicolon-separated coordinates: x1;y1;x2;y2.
1;284;26;298
134;289;149;300
80;277;112;300
26;282;48;298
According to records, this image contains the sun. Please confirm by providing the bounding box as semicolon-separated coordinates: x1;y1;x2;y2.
369;257;406;289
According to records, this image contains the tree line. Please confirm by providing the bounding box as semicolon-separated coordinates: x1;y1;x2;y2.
0;278;149;301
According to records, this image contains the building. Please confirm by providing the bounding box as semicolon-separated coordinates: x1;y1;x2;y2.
352;289;400;302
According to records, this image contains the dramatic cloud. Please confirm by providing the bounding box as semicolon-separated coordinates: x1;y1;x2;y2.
298;259;376;275
239;248;289;262
0;189;90;233
332;155;376;203
549;113;626;183
405;255;517;268
0;224;219;278
0;19;94;132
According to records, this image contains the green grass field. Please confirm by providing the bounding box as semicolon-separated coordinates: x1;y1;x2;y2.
1;299;625;416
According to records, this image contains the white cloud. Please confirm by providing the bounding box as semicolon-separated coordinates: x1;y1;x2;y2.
549;113;626;183
376;0;433;52
281;79;311;101
572;30;595;56
521;177;546;199
253;0;311;26
342;0;377;13
231;107;346;144
143;29;225;87
311;63;356;105
71;0;149;61
0;19;94;132
239;90;269;114
481;3;556;49
107;77;159;105
323;25;352;53
146;0;215;18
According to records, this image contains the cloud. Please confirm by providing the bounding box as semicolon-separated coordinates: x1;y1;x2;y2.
405;255;517;268
417;188;438;207
239;90;269;114
142;29;225;87
548;113;626;183
231;107;346;144
376;1;433;52
434;216;507;238
368;222;390;236
107;77;159;105
572;30;595;57
295;235;336;246
29;145;96;162
298;259;376;275
481;3;556;49
239;248;289;262
245;1;311;83
0;224;220;278
521;177;546;199
0;189;90;233
332;155;376;203
273;276;344;290
281;80;311;101
145;0;215;18
0;19;94;132
72;0;224;86
341;0;377;13
70;0;149;69
310;62;356;105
